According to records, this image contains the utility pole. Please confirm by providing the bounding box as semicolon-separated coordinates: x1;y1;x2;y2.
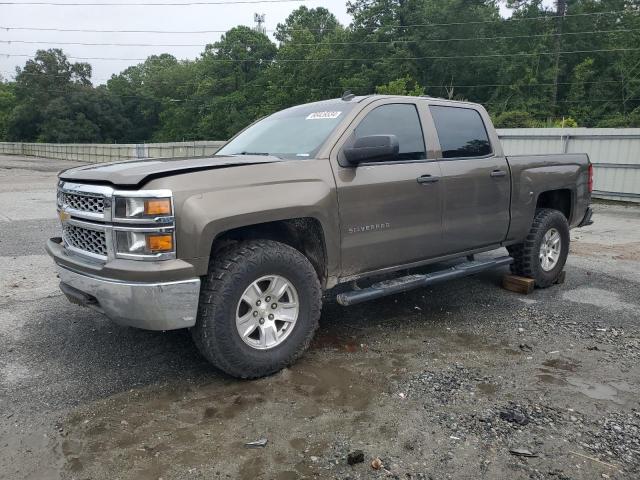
254;13;266;35
550;0;567;121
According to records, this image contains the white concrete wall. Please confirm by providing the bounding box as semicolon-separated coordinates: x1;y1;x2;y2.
0;141;226;164
497;128;640;202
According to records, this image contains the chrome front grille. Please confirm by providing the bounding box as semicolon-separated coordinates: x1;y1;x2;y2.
62;223;108;258
57;181;175;262
59;191;105;215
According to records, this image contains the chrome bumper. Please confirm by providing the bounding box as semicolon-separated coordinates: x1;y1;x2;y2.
56;265;200;331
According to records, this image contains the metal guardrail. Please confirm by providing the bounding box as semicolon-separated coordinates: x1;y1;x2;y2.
0;141;226;163
1;128;639;202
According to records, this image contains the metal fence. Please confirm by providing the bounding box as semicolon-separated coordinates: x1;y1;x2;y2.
497;128;640;202
1;129;639;202
0;140;226;163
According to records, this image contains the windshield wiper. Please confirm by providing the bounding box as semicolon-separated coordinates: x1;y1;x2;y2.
235;151;271;156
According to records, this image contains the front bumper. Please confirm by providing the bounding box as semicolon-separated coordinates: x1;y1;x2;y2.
48;239;201;330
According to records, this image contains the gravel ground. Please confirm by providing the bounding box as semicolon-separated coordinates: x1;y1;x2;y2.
0;154;638;480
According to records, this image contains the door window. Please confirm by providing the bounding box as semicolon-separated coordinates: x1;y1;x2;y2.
355;103;426;160
430;106;492;159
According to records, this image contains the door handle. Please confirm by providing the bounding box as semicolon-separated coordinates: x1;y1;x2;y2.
490;169;507;178
417;174;440;184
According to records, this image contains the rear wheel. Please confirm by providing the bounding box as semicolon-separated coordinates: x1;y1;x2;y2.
192;240;321;379
507;208;570;288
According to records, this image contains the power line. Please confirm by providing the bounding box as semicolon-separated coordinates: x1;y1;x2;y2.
11;83;639;105
2;28;639;49
0;10;635;35
3;70;630;90
0;0;306;5
3;47;639;62
486;98;640;104
0;26;232;34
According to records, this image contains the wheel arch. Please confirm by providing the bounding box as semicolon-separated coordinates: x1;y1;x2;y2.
535;188;573;222
209;217;330;288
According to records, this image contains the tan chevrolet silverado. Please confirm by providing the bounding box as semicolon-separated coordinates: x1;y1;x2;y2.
47;95;593;378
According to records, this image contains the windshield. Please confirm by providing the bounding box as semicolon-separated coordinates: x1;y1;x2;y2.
217;102;355;160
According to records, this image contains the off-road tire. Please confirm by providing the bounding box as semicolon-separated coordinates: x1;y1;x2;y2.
191;240;322;379
507;208;570;288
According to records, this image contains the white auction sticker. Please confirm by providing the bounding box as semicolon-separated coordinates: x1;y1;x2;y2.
306;111;342;120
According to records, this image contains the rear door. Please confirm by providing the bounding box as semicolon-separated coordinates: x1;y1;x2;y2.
331;99;444;277
429;105;510;253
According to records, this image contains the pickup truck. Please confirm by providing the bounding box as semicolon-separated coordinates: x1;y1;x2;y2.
47;94;593;378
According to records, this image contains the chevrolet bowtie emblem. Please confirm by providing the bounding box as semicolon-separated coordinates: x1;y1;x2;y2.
58;209;71;223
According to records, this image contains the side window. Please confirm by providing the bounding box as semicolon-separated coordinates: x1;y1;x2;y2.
355;103;426;161
430;106;492;159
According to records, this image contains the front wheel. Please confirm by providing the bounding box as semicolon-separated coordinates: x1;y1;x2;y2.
507;208;570;288
192;240;322;379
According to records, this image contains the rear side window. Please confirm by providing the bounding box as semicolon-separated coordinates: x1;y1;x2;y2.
355;104;426;160
430;106;492;159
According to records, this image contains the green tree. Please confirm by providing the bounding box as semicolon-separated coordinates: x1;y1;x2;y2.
7;49;92;141
107;54;184;142
376;76;425;95
37;86;131;143
0;80;16;141
493;110;540;128
262;8;346;114
275;6;341;43
194;26;277;140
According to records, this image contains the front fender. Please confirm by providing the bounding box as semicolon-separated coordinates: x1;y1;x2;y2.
148;160;340;279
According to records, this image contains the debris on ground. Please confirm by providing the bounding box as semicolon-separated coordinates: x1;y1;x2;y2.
509;447;538;457
347;450;365;465
245;438;268;448
371;457;383;470
500;408;530;426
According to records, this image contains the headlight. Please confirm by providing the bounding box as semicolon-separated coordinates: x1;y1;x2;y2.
113;196;172;220
111;191;176;260
115;230;175;257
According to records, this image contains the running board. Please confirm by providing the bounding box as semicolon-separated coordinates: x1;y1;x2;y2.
336;256;514;306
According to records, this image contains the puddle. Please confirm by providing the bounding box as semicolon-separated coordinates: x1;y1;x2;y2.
449;332;520;356
542;358;579;372
537;371;631;405
537;374;568;386
571;241;640;262
562;287;635;311
55;353;402;479
566;377;624;404
477;382;499;395
311;332;361;352
518;298;537;305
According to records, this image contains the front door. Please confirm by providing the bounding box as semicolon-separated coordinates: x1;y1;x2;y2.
332;101;444;277
429;105;510;253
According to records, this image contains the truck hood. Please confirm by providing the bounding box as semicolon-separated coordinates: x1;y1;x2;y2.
58;155;283;187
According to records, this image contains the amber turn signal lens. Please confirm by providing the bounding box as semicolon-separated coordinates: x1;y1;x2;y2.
146;234;173;252
144;199;171;216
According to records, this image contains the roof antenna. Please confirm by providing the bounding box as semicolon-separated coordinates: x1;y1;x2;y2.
341;90;355;101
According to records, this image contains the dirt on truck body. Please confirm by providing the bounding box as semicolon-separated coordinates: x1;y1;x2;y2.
48;94;593;378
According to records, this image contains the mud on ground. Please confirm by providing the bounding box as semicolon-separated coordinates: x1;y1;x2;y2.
1;156;639;480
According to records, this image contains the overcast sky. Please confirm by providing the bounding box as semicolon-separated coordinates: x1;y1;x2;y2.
1;0;553;85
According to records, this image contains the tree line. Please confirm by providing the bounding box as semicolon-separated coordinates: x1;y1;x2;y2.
1;0;639;144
